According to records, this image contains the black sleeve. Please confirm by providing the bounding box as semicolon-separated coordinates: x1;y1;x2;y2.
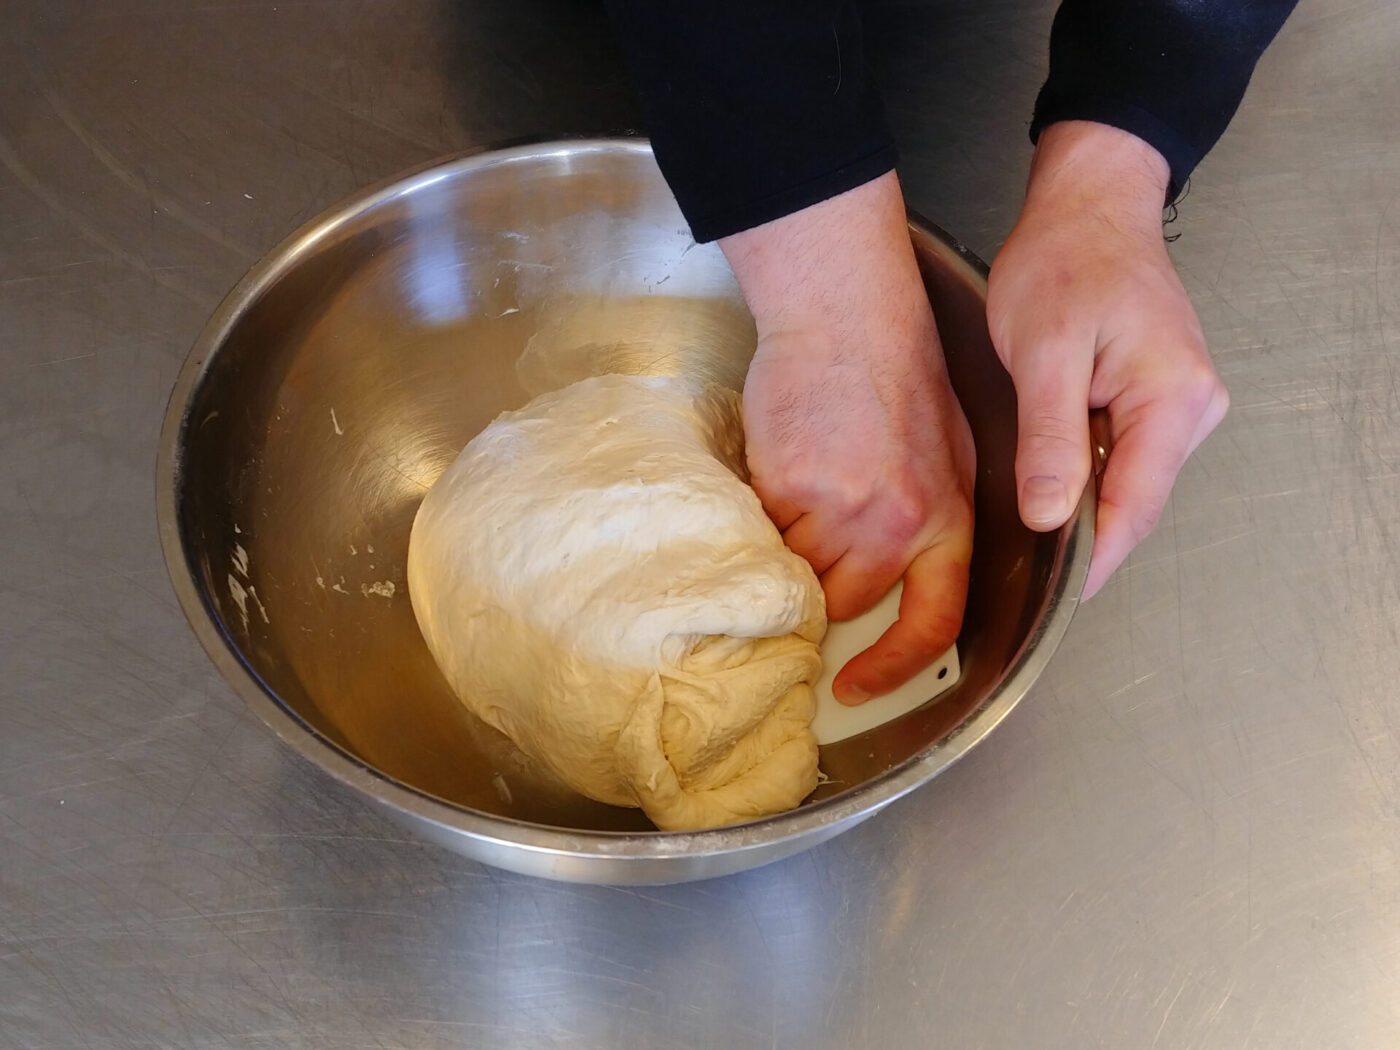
1031;0;1299;200
604;1;896;244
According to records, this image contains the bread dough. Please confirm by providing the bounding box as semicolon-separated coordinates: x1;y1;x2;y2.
407;374;826;831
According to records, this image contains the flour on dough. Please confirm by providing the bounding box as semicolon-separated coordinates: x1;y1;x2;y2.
407;373;826;831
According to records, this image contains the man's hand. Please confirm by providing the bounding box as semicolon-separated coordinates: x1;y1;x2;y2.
987;121;1229;597
719;171;975;704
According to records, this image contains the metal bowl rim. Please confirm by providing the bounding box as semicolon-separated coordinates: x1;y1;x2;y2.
155;137;1091;864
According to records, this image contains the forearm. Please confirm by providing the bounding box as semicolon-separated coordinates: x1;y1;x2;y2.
1032;0;1299;199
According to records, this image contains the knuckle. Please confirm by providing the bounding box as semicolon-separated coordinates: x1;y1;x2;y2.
822;479;876;523
1173;360;1226;415
1020;417;1089;475
828;466;932;547
1022;413;1084;450
882;485;928;544
1208;382;1231;423
755;458;840;511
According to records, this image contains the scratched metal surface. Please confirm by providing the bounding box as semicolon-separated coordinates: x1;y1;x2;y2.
3;0;1398;1046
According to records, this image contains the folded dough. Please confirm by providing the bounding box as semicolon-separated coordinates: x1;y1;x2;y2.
407;373;826;830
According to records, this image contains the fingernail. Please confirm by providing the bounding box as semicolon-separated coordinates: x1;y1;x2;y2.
833;683;871;706
1022;475;1068;526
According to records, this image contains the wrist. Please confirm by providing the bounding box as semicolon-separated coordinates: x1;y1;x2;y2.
718;170;919;339
1027;121;1171;233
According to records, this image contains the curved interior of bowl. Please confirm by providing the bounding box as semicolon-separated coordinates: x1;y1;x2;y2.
170;142;1073;834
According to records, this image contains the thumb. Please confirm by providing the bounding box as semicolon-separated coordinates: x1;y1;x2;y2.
1010;340;1094;532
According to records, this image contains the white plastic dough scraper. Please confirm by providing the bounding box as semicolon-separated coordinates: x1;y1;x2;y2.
810;580;960;746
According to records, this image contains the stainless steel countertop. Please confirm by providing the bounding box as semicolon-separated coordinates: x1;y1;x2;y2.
3;1;1398;1046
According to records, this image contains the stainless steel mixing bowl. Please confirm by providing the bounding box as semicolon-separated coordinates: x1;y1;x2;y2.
157;139;1092;884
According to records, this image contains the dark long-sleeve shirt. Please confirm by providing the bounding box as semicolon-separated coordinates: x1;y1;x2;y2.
605;0;1298;243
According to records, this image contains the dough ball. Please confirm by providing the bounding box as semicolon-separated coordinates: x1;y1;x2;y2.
407;373;826;831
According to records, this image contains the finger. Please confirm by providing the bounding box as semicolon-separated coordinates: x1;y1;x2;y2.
818;545;907;622
1009;339;1095;532
780;514;847;577
1083;396;1202;598
831;536;971;703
